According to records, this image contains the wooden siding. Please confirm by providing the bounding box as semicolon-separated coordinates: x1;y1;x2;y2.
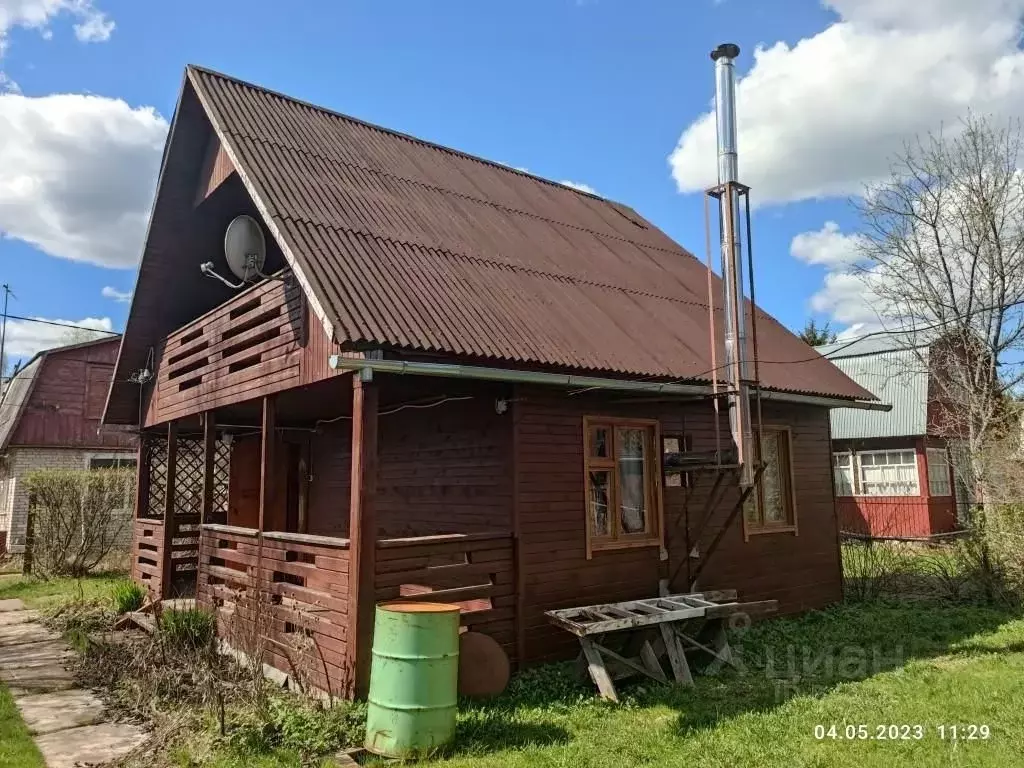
376;533;516;662
307;394;513;539
197;525;352;696
11;338;135;450
513;387;843;664
147;278;304;425
834;436;959;538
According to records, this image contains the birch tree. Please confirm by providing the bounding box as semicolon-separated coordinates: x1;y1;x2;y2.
852;114;1024;510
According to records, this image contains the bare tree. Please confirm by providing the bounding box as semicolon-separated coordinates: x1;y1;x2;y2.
852;114;1024;510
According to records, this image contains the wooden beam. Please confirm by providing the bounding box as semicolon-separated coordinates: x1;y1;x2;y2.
134;438;151;521
347;372;378;698
201;412;216;527
161;421;179;598
259;397;276;533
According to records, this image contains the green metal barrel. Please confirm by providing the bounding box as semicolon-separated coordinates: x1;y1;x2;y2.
365;602;461;759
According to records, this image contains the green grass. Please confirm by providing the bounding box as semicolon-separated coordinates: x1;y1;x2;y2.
422;601;1024;768
0;571;126;610
0;683;44;768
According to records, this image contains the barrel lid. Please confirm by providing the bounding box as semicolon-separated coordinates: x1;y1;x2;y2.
380;601;461;614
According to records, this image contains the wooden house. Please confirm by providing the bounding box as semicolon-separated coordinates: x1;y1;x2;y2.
104;66;881;697
818;337;968;538
0;336;137;553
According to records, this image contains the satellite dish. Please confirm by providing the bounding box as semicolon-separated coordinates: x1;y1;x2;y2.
224;215;266;282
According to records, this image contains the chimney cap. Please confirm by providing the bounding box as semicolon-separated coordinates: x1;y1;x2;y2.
710;43;741;62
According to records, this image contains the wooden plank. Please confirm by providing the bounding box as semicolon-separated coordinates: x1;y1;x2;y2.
639;640;668;683
161;420;178;598
347;372;378;698
659;623;693;685
259;395;276;534
201;411;216;526
580;638;617;702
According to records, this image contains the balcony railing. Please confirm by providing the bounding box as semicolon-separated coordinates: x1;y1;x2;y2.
150;278;304;424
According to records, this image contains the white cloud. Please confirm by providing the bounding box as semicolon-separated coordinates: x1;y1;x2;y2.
0;92;168;268
100;285;131;303
669;0;1024;205
790;221;863;268
559;179;598;195
3;315;113;359
0;0;113;51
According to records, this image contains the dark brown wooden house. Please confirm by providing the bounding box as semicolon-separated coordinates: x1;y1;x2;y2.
105;65;881;697
0;336;136;553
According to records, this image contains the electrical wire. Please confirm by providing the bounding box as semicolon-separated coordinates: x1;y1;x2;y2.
2;314;119;335
313;395;474;429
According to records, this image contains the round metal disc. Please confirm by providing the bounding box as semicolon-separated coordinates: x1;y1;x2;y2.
223;214;266;281
458;631;510;699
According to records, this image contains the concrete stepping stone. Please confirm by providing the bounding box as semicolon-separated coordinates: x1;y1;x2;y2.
0;609;39;626
0;622;57;647
16;689;108;735
0;598;26;611
0;639;75;668
3;663;77;694
34;722;147;768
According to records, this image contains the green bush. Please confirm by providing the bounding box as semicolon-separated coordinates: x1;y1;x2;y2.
159;607;217;652
225;695;366;757
111;579;146;614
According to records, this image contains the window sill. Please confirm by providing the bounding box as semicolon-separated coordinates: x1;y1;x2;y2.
746;525;797;536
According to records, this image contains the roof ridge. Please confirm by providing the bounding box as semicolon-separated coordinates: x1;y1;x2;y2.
283;215;719;313
222;127;692;262
186;64;620;206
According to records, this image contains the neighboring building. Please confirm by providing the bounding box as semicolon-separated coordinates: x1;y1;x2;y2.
0;337;137;553
817;336;965;538
105;65;879;697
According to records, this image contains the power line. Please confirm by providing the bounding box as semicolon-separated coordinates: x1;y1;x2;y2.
3;314;118;335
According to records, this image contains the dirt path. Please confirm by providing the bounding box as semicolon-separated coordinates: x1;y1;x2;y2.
0;598;146;768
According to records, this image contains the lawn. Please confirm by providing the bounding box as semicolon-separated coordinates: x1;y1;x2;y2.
420;602;1024;768
0;571;126;610
0;683;44;768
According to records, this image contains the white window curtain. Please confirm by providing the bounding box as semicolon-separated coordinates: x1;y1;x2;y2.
926;447;952;497
857;450;919;496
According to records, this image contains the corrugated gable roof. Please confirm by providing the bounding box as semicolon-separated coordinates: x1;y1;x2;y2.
132;66;876;403
820;345;929;439
0;356;42;451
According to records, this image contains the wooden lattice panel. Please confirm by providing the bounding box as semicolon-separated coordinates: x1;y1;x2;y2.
211;439;231;522
145;438;168;519
173;438;204;516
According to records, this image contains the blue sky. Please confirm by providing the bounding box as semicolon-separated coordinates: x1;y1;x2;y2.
1;0;1022;364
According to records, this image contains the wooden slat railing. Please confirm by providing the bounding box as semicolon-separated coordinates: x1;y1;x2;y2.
132;518;165;597
197;524;352;696
376;531;516;662
151;278;304;423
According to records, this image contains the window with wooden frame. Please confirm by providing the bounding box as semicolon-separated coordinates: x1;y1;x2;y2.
926;447;952;497
584;417;662;554
744;427;797;533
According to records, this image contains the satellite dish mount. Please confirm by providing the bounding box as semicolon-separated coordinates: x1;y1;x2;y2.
201;215;282;289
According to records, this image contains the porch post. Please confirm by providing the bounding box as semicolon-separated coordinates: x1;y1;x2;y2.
161;420;178;598
347;370;378;698
201;412;216;527
259;396;276;533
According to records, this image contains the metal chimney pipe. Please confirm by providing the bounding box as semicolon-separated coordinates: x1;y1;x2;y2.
711;42;754;487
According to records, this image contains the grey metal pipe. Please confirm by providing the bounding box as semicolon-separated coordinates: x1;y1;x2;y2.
711;42;754;486
326;355;890;411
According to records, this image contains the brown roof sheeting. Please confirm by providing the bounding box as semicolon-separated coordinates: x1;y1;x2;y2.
153;67;875;402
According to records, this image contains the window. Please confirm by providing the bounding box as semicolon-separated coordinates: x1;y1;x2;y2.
584;417;661;553
663;434;693;488
833;452;855;496
926;447;952;497
858;449;918;496
88;456;137;470
745;428;796;531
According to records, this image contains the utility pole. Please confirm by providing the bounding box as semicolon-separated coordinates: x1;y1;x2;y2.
0;284;13;388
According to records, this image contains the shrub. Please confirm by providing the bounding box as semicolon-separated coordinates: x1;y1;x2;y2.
24;468;135;577
111;579;146;614
160;608;217;652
